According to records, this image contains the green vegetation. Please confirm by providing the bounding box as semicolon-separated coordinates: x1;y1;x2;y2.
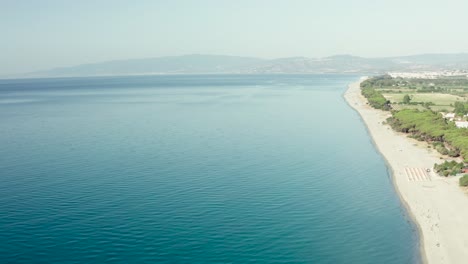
361;75;468;178
360;75;396;88
453;101;468;115
460;174;468;186
386;109;468;161
362;75;468;94
433;161;464;177
432;142;450;155
402;94;411;104
361;75;468;112
361;87;391;110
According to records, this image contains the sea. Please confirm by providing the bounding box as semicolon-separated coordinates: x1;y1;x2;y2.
0;74;420;263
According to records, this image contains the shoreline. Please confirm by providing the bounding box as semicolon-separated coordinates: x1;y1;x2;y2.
343;79;427;264
344;79;468;264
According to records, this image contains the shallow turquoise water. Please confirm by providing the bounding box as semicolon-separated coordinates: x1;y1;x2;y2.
0;75;420;263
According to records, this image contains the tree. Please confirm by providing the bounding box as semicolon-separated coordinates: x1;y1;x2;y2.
454;102;467;115
402;94;412;104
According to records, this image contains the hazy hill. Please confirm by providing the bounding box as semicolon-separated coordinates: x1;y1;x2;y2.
21;53;468;78
29;55;265;77
388;53;468;69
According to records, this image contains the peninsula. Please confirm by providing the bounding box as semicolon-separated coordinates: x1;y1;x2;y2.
345;78;468;264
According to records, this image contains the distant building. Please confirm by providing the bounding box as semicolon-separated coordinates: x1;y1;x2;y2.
388;70;468;79
442;112;456;121
455;121;468;128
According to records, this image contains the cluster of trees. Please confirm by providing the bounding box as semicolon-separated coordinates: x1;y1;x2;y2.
453;101;468;116
361;75;468;95
407;77;468;88
361;87;391;110
386;109;447;140
402;94;411;104
416;86;449;93
360;75;395;88
386;109;468;162
433;160;465;177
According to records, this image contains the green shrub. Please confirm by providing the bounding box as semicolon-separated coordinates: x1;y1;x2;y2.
434;160;465;177
435;145;449;155
460;175;468;186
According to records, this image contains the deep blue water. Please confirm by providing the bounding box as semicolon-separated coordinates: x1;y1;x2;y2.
0;74;420;263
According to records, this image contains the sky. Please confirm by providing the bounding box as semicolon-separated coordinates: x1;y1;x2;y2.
2;0;468;75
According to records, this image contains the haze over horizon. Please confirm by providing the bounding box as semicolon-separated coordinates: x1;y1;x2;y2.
2;0;468;75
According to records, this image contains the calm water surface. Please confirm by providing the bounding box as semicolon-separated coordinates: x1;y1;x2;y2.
0;75;420;263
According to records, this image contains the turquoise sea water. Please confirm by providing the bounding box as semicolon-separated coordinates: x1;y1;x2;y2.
0;75;420;263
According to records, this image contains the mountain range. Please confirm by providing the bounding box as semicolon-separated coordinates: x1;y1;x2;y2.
20;53;468;78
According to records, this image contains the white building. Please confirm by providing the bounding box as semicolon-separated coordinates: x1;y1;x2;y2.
455;121;468;128
442;112;456;121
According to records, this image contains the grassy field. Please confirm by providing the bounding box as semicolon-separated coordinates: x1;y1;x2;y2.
362;75;468;112
391;104;426;111
384;93;467;106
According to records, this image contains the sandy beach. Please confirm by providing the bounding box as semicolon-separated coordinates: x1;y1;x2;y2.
344;79;468;264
